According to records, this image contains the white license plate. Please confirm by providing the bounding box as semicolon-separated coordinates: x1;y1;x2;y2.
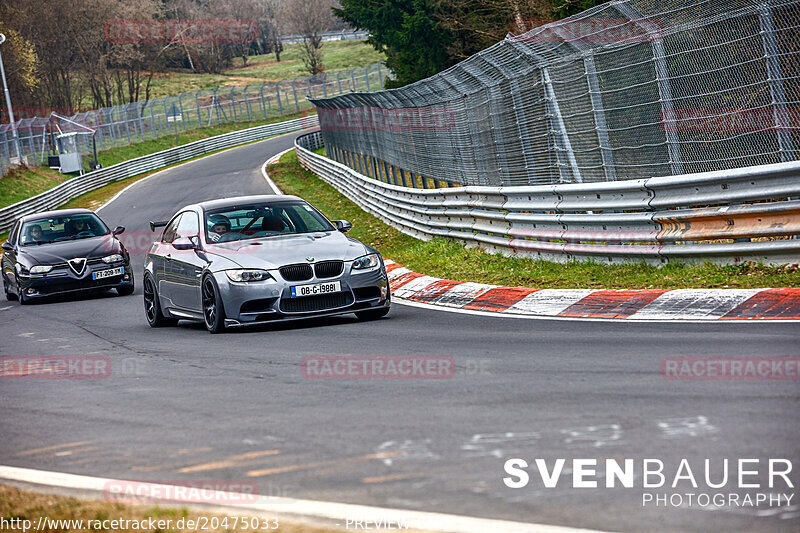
93;266;124;280
290;281;341;298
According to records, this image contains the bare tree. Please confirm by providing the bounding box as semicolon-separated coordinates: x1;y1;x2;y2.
280;0;336;75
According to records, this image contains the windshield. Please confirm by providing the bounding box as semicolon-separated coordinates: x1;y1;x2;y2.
20;214;109;246
204;201;335;243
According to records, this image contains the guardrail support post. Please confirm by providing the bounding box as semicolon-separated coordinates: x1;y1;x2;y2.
758;3;795;162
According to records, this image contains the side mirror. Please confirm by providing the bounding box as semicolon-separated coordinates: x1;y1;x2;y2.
1;241;12;251
112;226;125;236
333;220;352;233
172;236;198;251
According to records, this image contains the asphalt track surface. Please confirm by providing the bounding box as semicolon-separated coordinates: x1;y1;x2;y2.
1;130;799;532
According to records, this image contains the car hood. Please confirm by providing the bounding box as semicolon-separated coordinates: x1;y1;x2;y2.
204;231;369;270
17;235;121;266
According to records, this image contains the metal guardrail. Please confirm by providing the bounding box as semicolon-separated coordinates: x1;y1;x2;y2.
296;131;800;265
0;115;319;233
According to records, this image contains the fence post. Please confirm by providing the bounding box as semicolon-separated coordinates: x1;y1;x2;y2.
547;27;616;182
758;2;795;162
337;70;343;94
259;83;267;118
195;90;202;125
543;67;582;183
230;87;238;121
291;80;300;112
178;93;187;130
365;65;371;91
243;85;252;120
275;83;284;115
617;2;683;175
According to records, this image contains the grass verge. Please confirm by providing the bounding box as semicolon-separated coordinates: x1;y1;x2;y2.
146;41;384;97
268;151;799;289
0;485;353;533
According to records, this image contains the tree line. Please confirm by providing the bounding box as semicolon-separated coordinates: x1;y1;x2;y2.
336;0;605;88
0;0;342;118
0;0;602;118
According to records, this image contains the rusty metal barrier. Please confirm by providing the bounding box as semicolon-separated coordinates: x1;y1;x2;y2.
296;131;800;265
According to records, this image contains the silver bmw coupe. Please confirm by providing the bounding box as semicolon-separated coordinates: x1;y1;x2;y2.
144;195;390;333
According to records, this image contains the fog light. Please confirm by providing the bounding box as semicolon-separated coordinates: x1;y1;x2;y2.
380;286;388;300
26;288;38;296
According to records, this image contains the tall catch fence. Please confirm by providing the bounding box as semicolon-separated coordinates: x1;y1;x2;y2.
311;0;799;187
0;62;388;176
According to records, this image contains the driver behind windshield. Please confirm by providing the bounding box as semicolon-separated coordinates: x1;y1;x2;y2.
65;217;95;236
207;214;231;242
25;224;44;244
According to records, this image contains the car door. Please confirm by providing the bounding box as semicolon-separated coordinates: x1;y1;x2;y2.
2;221;20;293
156;213;182;307
169;210;205;312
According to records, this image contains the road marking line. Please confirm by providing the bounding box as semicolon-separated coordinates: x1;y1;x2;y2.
0;465;609;533
178;450;281;473
361;472;423;484
17;442;92;457
260;148;293;195
98;130;312;212
245;452;400;478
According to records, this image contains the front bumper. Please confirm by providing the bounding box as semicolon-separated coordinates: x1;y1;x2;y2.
214;264;389;327
18;262;133;299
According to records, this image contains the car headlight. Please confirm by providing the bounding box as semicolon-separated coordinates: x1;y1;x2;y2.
352;253;380;270
29;265;53;274
102;254;124;264
225;269;274;282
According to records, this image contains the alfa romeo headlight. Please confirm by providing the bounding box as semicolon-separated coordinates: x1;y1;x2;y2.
102;254;124;264
225;269;273;282
352;253;380;270
29;265;53;274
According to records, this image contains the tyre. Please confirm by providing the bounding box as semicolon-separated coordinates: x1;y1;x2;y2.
16;277;29;305
117;282;135;296
143;275;177;327
202;275;226;333
3;276;17;301
355;306;390;321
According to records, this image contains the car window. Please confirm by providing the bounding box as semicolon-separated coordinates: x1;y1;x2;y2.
204;202;334;244
176;211;199;238
8;221;19;246
20;214;109;246
162;214;182;244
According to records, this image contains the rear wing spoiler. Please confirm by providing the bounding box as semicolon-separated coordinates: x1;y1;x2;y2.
149;220;169;232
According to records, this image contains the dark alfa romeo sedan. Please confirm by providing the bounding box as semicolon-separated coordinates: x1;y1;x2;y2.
2;208;134;304
144;195;390;333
